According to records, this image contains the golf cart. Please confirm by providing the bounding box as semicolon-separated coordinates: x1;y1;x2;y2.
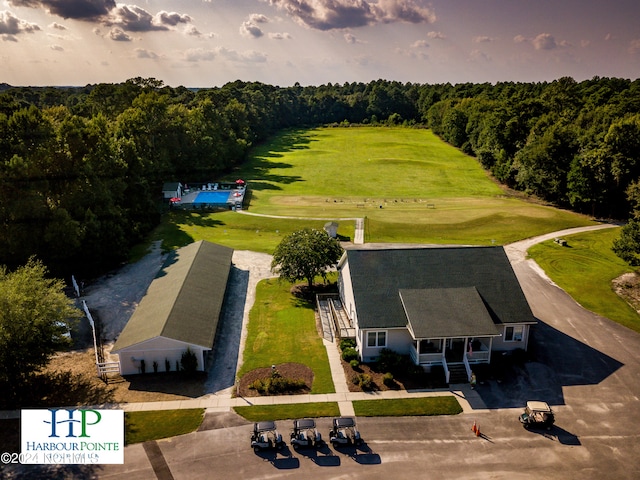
251;421;285;451
329;417;362;446
290;419;323;448
519;401;555;430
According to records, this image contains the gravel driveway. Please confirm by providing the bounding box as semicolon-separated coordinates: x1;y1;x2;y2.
80;243;275;394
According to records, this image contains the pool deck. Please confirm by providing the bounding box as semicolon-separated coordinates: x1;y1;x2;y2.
172;184;246;210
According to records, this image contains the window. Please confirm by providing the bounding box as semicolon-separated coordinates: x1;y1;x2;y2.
367;331;387;348
505;325;524;342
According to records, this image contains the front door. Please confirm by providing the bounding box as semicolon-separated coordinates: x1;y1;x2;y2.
445;338;466;363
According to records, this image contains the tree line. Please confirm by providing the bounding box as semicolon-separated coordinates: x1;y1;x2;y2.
2;76;640;276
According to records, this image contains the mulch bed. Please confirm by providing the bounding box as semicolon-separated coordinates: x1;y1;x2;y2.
236;363;314;397
340;357;445;392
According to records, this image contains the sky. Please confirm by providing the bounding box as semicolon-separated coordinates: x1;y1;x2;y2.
1;0;640;87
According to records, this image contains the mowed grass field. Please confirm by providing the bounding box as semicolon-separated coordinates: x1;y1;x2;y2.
528;228;640;333
156;126;595;250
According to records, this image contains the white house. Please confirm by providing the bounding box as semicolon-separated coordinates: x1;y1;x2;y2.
111;240;233;375
162;182;183;200
337;246;537;383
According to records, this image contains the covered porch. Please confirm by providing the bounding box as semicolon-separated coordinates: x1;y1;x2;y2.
409;336;495;383
400;286;501;383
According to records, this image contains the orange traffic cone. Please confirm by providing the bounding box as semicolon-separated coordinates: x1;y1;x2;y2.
475;424;481;437
472;421;477;434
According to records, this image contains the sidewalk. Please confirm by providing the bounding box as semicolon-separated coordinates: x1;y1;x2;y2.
0;339;479;420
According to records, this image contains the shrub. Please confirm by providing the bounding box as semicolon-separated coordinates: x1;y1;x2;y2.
376;348;405;373
180;347;198;375
383;372;395;387
165;358;171;372
352;373;373;391
341;347;358;362
152;361;158;373
140;359;146;374
250;376;306;395
339;338;356;350
349;359;360;369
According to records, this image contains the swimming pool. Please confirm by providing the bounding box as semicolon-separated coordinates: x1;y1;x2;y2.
193;191;231;204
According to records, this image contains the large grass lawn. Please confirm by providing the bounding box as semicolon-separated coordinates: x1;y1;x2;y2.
237;278;335;394
152;127;594;251
528;228;640;333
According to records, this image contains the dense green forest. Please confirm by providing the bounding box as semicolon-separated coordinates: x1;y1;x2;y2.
1;76;640;276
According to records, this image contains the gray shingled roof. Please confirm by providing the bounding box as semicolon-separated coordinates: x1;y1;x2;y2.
112;240;233;352
400;287;499;338
343;246;535;333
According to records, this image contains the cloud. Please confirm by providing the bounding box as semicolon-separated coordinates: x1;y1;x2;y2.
156;11;191;27
49;22;66;30
10;1;192;34
240;20;264;37
106;5;185;32
50;44;63;51
109;27;131;41
135;48;160;59
473;35;493;43
8;0;116;21
532;33;557;50
410;39;428;48
427;31;445;39
513;34;527;44
0;10;40;36
184;48;217;62
265;0;435;31
269;32;291;39
629;39;640;55
344;32;361;43
240;13;270;38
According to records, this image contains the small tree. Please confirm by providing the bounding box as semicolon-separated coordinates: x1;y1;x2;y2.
0;258;81;402
271;228;343;289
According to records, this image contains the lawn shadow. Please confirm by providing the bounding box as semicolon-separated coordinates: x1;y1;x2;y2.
470;319;623;409
1;371;116;410
123;372;206;398
232;129;314;191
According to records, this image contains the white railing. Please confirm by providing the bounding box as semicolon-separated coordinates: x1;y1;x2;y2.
466;350;490;363
442;357;450;384
463;355;472;382
418;352;443;364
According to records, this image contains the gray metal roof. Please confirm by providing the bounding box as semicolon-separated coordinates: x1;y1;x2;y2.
343;246;535;332
112;240;233;352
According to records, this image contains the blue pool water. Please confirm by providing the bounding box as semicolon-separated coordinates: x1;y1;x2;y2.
194;191;231;204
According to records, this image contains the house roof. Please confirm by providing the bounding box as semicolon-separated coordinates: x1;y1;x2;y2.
112;240;233;352
343;246;535;333
400;287;499;338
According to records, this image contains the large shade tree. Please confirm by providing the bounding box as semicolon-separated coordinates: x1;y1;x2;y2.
271;228;344;288
0;258;82;403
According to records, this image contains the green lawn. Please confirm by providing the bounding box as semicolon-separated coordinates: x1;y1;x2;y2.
237;278;335;393
149;127;594;252
353;396;463;417
528;228;640;333
125;409;204;445
234;402;341;422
